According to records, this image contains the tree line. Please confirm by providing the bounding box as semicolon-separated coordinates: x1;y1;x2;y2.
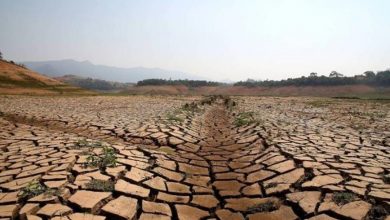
136;79;222;87
234;70;390;87
60;75;132;91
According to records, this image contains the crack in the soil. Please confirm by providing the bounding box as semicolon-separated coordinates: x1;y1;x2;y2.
1;97;387;220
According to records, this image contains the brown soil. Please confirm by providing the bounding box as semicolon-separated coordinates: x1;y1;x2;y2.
0;95;389;219
125;84;390;97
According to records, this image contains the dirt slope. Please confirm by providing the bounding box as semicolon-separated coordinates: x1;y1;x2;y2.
0;60;93;95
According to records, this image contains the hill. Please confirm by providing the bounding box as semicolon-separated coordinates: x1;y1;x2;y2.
55;74;133;91
0;60;93;95
23;59;201;82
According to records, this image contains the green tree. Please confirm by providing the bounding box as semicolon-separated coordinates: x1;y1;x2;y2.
0;50;2;60
363;71;375;78
309;72;318;77
329;71;343;78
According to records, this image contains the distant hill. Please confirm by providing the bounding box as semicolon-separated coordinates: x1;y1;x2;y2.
56;74;133;91
23;59;201;83
0;60;92;95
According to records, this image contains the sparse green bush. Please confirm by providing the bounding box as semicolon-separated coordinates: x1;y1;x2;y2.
234;112;257;126
86;146;117;169
19;180;46;199
19;180;65;200
247;201;279;213
85;179;114;191
332;192;355;205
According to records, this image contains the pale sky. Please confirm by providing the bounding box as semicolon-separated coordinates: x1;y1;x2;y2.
1;0;389;81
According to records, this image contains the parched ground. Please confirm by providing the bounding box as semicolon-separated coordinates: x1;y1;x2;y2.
0;95;389;220
125;84;390;99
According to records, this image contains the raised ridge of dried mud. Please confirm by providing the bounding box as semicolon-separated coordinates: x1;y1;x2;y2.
0;95;389;220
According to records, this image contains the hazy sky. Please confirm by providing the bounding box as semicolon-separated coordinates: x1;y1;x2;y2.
1;0;389;81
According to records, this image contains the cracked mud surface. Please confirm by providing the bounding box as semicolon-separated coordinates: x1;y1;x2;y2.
0;95;389;220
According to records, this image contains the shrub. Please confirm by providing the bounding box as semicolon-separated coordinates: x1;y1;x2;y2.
85;179;114;191
367;205;388;220
247;201;279;213
19;180;46;199
86;146;117;169
234;112;256;126
332;192;355;205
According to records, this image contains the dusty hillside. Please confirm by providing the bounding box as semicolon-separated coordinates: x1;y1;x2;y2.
0;60;94;95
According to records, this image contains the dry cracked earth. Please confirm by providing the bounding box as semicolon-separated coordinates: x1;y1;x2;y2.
0;95;389;220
